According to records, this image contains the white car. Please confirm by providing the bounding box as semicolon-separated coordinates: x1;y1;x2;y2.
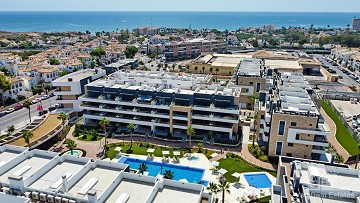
4;108;14;114
32;98;40;104
41;95;49;100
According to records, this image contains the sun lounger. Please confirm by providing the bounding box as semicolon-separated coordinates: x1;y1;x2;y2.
13;165;32;176
78;178;98;195
115;193;130;203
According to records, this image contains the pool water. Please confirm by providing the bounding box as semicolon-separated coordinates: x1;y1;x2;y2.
64;150;83;157
244;173;272;188
119;157;205;184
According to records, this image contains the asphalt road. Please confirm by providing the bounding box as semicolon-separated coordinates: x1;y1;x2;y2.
0;97;57;132
313;54;359;87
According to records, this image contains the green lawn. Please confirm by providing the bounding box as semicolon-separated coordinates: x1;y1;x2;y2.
322;101;358;156
77;134;103;142
218;156;277;183
256;196;271;203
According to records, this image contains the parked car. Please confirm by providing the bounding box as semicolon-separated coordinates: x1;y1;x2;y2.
49;92;55;97
338;75;343;79
4;108;14;114
31;98;40;104
41;95;49;100
14;103;23;110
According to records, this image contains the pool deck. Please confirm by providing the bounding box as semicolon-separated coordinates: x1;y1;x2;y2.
112;153;275;202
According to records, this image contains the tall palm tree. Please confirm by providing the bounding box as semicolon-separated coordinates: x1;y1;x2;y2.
202;66;205;74
22;130;33;148
6;125;15;136
207;182;218;195
217;179;230;203
186;126;195;151
99;117;110;156
247;94;259;111
252;113;259;147
138;163;148;175
127;123;135;147
164;169;174;179
57;112;68;137
65;139;77;155
172;64;176;72
209;67;213;75
23;99;33;123
194;66;198;73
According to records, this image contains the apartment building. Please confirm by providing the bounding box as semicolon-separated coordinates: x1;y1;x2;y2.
79;70;241;142
52;68;106;118
352;18;360;30
272;157;359;203
259;72;331;161
2;78;27;102
0;145;211;203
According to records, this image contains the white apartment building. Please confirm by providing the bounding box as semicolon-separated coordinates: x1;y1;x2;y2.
52;69;106;118
0;144;211;203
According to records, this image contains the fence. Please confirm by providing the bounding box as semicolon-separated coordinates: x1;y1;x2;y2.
323;96;360;144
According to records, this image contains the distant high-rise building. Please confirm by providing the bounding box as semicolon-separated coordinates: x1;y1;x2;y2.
352;17;360;30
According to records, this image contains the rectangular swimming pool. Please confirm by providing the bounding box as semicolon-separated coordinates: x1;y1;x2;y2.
119;157;205;184
244;173;272;188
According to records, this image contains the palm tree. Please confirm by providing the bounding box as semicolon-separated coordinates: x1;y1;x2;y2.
164;169;174;179
172;64;176;72
44;84;51;94
217;179;230;203
6;125;15;136
65;139;77;155
247;94;259;111
202;66;205;74
215;67;219;82
186;126;195;151
22;130;33;148
57;112;68;137
23;99;32;123
138;163;148;175
99;117;110;156
252;113;258;147
209;67;213;75
194;66;198;73
207;182;218;195
127;123;135;147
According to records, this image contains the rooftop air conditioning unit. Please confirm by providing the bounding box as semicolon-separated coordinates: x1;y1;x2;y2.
62;198;69;203
40;193;47;201
3;187;12;195
24;192;31;198
32;192;39;200
47;195;55;203
69;200;77;203
55;196;62;203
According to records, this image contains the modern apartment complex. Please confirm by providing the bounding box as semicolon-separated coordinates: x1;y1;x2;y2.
272;157;359;203
258;72;331;161
52;69;106;118
352;18;360;30
79;70;241;142
0;145;210;203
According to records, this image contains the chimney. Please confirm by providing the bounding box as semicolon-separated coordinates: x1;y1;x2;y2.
88;190;98;203
61;175;68;192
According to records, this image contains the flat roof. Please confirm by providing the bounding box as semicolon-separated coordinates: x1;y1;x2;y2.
105;178;155;203
67;166;121;200
0;155;52;183
29;160;86;191
265;59;302;70
54;69;104;82
151;186;200;203
309;196;355;203
0;150;22;163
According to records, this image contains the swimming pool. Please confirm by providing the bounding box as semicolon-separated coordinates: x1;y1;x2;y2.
244;173;272;188
119;157;205;184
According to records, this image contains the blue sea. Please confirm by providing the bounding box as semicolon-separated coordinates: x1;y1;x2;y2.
0;11;359;32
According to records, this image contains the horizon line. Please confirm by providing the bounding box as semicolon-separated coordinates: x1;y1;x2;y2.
1;10;360;13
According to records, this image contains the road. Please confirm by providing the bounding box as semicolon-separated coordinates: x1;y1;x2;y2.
313;54;359;87
0;97;57;132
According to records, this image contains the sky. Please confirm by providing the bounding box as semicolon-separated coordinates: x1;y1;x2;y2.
1;0;360;12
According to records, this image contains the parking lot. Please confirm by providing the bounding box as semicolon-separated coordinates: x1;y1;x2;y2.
331;100;360;117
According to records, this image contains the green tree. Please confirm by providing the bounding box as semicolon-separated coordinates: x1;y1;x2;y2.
65;139;77;155
209;67;213;74
127;123;135;147
202;66;205;73
207;182;218;195
99;117;110;156
186;126;195;150
57;112;68;137
164;170;174;179
0;66;9;75
90;129;98;141
6;125;15;136
90;48;106;58
138;163;148;175
0;75;11;106
44;84;51;94
217;179;230;203
194;66;198;73
23;99;33;123
124;46;138;58
22;130;33;148
60;70;68;76
49;58;60;65
247;94;259;111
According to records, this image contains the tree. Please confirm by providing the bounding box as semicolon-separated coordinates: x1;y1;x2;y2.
194;66;198;73
0;66;9;75
90;129;98;141
0;75;11;107
252;113;258;147
65;139;77;155
202;66;205;74
207;182;218;195
6;125;15;136
57;112;68;137
49;58;60;65
22;130;33;148
127;123;135;147
124;46;138;58
247;94;259;111
90;48;106;58
186;126;195;151
138;163;148;175
44;84;51;94
217;179;230;203
215;67;219;75
164;169;174;179
99;117;110;156
172;64;176;71
60;70;68;76
23;99;33;123
209;67;213;75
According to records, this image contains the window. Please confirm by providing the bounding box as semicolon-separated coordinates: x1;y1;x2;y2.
275;142;283;156
295;134;300;140
261;115;265;119
288;143;293;147
306;145;308;147
249;82;253;85
286;153;292;157
291;122;297;126
256;83;261;93
278;121;285;136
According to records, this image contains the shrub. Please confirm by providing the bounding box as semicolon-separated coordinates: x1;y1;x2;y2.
81;134;87;139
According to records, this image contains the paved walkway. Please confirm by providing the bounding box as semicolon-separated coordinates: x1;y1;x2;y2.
320;108;351;163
